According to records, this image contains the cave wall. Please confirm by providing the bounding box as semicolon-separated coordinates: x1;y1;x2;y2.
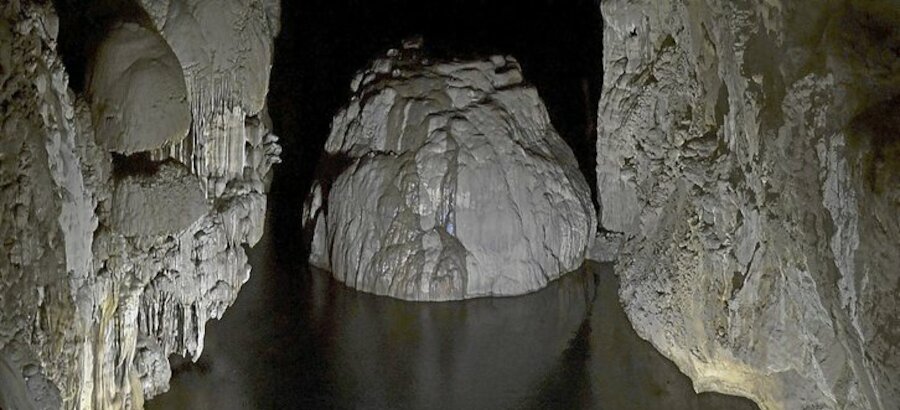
3;0;898;408
596;0;900;408
0;1;280;407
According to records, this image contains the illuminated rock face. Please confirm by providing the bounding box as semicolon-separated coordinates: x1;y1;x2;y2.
0;1;279;407
138;0;282;198
88;23;190;154
138;0;280;116
597;0;900;408
110;161;207;237
305;51;597;301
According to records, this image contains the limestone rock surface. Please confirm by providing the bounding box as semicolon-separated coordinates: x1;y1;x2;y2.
110;161;207;237
305;51;597;301
0;1;280;407
138;0;280;115
597;1;900;408
88;23;190;154
138;0;282;197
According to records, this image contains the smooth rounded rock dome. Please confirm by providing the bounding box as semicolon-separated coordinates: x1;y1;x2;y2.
88;23;191;154
303;50;597;301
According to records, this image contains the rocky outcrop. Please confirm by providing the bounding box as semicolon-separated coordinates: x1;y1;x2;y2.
88;23;190;155
597;0;900;408
0;1;280;408
305;49;596;301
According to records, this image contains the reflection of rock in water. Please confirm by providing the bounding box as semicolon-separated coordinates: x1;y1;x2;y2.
304;265;595;409
150;217;758;410
586;263;758;409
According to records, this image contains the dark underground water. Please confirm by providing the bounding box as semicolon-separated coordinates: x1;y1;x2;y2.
148;205;758;409
149;1;759;408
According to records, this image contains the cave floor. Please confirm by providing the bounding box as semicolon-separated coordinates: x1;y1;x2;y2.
147;203;757;410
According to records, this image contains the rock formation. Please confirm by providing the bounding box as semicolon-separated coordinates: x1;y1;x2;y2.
304;49;597;301
0;1;280;408
4;0;898;408
110;161;208;237
88;23;190;155
597;0;900;408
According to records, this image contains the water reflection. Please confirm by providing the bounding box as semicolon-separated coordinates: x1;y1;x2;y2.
302;265;595;409
149;225;757;409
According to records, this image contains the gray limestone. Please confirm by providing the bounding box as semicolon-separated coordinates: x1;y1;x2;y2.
0;1;280;408
305;50;597;301
88;23;190;155
140;0;282;198
3;0;898;408
597;1;900;408
110;161;207;237
138;0;280;116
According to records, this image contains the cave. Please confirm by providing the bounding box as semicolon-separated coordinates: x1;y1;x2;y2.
2;0;899;409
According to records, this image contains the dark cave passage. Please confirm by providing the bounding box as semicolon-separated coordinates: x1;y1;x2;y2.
51;0;155;93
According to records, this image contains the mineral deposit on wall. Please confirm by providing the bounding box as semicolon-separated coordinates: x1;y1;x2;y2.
597;0;900;408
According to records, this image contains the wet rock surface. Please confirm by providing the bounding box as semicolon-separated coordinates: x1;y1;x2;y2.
110;161;207;237
305;49;597;301
598;1;900;408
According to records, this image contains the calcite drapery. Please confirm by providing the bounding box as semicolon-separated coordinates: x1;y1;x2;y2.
87;23;190;155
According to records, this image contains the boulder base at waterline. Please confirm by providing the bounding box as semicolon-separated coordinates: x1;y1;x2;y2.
304;51;597;301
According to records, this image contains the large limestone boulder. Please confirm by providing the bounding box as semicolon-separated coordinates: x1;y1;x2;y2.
597;0;900;408
304;51;597;301
88;23;190;154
